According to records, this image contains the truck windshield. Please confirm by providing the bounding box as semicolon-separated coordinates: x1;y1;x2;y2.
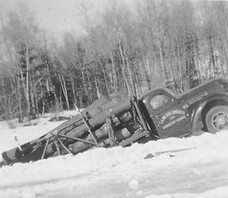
150;94;169;110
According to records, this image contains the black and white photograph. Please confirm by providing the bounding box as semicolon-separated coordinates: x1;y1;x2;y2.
1;0;228;197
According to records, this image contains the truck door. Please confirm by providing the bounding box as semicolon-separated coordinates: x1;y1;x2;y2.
143;90;190;138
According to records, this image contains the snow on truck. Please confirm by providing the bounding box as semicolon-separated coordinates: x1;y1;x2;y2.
1;78;228;166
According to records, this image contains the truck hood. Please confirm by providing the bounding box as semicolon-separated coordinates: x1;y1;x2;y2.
177;78;228;101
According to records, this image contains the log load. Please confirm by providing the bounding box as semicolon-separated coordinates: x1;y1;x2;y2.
1;96;139;165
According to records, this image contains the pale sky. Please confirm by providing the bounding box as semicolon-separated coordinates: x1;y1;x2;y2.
25;0;82;32
0;0;108;34
0;0;135;37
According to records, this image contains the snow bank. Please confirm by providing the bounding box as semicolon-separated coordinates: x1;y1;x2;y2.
146;186;228;198
1;130;228;189
1;113;228;197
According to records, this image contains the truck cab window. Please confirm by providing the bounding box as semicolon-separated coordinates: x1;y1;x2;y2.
150;94;169;110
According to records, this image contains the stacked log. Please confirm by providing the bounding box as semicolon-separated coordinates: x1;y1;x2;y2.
1;96;135;165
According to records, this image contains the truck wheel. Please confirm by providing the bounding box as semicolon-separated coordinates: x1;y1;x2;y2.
205;105;228;133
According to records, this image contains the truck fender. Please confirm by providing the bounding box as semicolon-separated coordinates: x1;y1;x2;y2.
191;101;207;133
192;93;228;132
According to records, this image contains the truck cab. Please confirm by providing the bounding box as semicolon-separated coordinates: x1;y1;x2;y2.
140;78;228;139
141;89;190;138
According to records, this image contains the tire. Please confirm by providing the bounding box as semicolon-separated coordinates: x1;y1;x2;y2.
205;105;228;133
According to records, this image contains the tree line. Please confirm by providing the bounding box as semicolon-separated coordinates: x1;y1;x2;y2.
0;0;228;121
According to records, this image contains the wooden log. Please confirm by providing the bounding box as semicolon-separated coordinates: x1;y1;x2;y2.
45;95;114;135
44;109;134;156
64;100;132;137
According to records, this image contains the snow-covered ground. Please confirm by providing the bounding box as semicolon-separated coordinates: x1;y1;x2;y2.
1;112;228;198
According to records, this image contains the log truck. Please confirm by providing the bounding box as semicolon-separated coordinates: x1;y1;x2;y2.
1;78;228;166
